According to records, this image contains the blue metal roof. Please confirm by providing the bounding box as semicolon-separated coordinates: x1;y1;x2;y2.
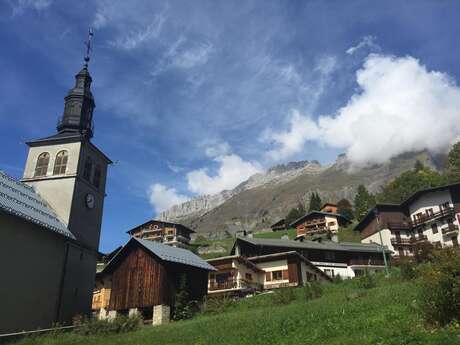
134;237;216;271
0;171;75;239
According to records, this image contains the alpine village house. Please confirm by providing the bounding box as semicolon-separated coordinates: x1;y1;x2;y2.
0;54;111;333
126;220;195;248
356;183;460;257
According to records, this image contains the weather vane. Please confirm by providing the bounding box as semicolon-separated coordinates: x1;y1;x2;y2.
84;28;94;67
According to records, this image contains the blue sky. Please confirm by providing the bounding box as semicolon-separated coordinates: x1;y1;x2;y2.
2;0;460;252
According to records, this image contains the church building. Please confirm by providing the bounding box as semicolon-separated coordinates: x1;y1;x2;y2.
0;44;111;333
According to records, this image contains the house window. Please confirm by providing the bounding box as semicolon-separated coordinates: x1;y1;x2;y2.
431;223;438;234
328;222;336;227
426;208;434;217
272;270;283;281
245;273;252;281
93;164;102;188
53;150;68;175
324;269;335;278
34;152;50;177
83;156;93;181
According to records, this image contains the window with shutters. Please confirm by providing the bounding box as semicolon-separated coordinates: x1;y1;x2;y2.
53;150;68;175
431;223;438;234
272;270;283;281
265;271;272;282
34;152;50;177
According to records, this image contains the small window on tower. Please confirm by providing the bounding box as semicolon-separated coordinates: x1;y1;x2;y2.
93;164;102;188
34;152;50;177
53;150;68;175
83;156;92;181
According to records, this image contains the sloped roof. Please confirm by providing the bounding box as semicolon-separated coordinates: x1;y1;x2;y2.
0;171;74;239
232;236;389;254
126;219;195;235
290;211;350;227
105;237;216;272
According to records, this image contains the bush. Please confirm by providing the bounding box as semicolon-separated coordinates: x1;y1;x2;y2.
304;282;322;300
272;287;296;305
418;247;460;326
172;275;199;321
356;272;376;289
399;258;417;280
332;275;343;284
73;314;142;335
414;241;437;263
203;294;235;314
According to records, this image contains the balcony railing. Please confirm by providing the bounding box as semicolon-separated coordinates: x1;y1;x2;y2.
390;237;414;246
349;259;385;266
410;207;454;227
387;222;411;230
412;235;428;242
442;224;459;235
208;279;262;292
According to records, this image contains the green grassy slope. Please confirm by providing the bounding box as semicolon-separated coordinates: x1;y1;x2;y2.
253;228;297;239
15;274;460;345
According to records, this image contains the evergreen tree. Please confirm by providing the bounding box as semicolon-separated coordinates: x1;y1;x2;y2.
286;207;302;225
376;167;447;204
354;185;376;222
172;275;197;321
336;198;354;220
446;142;460;183
297;201;306;216
414;159;425;172
308;192;322;212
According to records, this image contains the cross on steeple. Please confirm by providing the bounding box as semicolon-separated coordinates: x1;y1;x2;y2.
84;28;94;67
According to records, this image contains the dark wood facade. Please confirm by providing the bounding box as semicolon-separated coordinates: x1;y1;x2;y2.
106;241;209;312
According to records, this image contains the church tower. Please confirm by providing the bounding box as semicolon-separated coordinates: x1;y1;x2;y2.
21;32;111;251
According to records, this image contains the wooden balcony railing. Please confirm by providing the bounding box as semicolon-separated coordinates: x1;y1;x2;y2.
390;237;414;246
387;222;411;230
208;279;262;292
442;224;459;235
349;259;385;266
410;207;454;227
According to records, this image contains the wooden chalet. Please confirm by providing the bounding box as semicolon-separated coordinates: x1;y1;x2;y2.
290;211;350;238
96;237;215;325
232;236;391;279
207;252;331;296
270;219;287;231
127;219;195;248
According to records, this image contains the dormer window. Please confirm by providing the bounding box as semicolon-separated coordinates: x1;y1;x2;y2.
53;150;68;175
83;156;93;181
34;152;50;177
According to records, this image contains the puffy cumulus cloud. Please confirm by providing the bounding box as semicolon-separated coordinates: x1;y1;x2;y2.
265;54;460;166
148;183;189;214
187;154;262;195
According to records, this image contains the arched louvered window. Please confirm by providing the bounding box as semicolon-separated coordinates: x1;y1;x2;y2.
83;156;93;181
93;164;102;188
34;152;50;177
53;150;68;175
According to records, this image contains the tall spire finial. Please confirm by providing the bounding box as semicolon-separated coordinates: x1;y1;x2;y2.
84;28;94;68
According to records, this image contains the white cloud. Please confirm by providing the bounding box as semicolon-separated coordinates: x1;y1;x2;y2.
205;142;230;157
264;54;460;166
109;12;166;50
346;35;380;55
10;0;52;15
187;154;262;195
148;183;189;214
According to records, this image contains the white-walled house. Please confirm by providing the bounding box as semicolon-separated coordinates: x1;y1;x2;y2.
356;183;460;257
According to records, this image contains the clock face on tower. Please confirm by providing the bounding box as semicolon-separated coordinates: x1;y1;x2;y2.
85;193;95;209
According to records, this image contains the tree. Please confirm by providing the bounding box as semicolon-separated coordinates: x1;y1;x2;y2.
354;185;376;222
414;159;425;172
308;192;322;212
376;165;447;204
285;202;306;225
446;142;460;183
172;275;198;321
336;198;354;220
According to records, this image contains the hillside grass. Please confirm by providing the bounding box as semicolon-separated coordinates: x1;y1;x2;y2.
14;272;460;345
253;228;297;240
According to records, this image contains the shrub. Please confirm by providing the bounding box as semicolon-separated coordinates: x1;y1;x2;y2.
73;314;142;335
304;282;322;300
203;294;234;314
172;275;199;321
418;247;460;326
399;258;417;280
272;287;296;305
332;275;343;284
414;241;437;263
356;272;376;289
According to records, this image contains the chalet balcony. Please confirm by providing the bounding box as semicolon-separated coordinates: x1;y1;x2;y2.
412;235;428;243
387;222;411;230
304;226;332;234
390;237;414;246
410;207;454;227
349;259;385;266
208;279;262;292
442;224;459;236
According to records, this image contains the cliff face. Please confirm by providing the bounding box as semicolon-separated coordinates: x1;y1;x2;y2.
159;151;439;237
